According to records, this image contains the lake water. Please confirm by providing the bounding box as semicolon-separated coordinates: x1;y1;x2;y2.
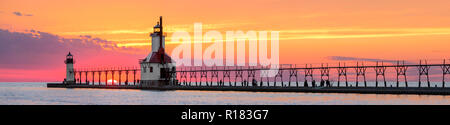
1;82;449;105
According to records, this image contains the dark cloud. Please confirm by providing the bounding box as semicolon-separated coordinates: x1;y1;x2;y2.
12;11;32;16
0;29;143;70
328;56;413;64
12;12;22;16
80;35;92;39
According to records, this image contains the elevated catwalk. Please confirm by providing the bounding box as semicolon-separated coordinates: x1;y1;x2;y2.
51;17;450;96
49;60;450;95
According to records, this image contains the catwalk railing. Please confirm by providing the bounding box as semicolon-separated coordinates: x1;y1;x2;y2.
68;59;450;88
72;67;140;86
175;60;450;88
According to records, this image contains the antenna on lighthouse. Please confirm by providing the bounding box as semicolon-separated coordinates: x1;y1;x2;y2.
159;16;165;64
160;16;163;47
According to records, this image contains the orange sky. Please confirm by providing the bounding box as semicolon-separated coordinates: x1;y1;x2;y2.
1;0;450;81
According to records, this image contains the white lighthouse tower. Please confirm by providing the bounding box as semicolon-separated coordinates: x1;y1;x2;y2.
64;52;75;84
139;16;176;87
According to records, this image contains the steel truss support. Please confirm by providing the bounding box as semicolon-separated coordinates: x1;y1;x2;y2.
304;64;314;87
289;64;299;87
189;67;197;86
211;67;219;86
200;67;208;86
260;69;270;87
337;62;348;87
441;59;450;88
92;71;95;85
133;70;137;85
110;68;114;85
320;63;330;87
418;60;431;87
275;66;283;87
98;71;102;85
223;67;231;86
85;71;88;85
355;62;367;87
235;67;243;86
395;61;408;87
78;71;81;84
118;69;122;86
79;71;82;84
374;62;387;87
247;67;256;86
180;69;188;86
105;70;109;86
125;70;129;85
74;71;78;84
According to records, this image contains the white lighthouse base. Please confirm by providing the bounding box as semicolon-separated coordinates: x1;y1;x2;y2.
63;80;76;84
140;80;172;87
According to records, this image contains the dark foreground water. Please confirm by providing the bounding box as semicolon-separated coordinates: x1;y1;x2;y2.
0;82;449;105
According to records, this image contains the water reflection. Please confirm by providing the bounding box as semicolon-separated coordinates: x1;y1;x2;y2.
0;82;449;105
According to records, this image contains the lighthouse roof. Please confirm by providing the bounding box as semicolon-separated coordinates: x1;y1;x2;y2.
67;52;73;56
154;23;161;28
143;49;173;63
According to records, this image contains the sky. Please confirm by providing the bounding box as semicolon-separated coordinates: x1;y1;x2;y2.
1;0;450;82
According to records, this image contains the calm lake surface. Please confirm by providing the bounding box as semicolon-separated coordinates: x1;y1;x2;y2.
1;82;449;105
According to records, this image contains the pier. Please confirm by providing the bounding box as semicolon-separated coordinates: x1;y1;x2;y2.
47;17;450;95
174;60;450;88
48;59;450;95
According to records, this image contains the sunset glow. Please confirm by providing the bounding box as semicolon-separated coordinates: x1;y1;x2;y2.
1;0;450;81
107;79;118;84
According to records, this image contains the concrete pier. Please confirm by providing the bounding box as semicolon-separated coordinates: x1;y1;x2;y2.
47;83;450;95
47;83;140;89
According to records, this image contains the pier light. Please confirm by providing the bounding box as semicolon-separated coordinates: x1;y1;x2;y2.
65;52;73;64
154;22;161;33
